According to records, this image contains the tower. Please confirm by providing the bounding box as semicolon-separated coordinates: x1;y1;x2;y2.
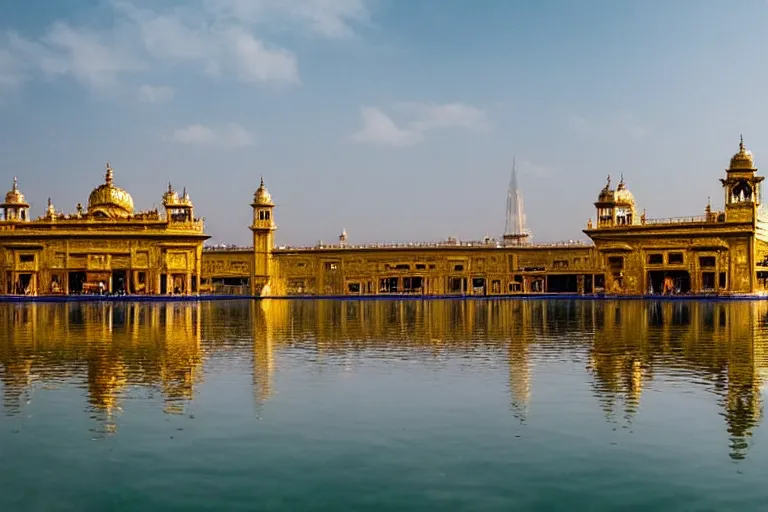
503;157;531;245
250;177;276;296
594;175;616;228
1;177;30;222
721;136;764;223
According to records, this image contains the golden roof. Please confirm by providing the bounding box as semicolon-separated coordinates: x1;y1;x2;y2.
3;177;28;206
729;135;757;171
253;177;273;206
87;163;135;218
614;175;635;207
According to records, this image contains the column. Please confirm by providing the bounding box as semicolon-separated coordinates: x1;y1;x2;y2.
186;272;192;295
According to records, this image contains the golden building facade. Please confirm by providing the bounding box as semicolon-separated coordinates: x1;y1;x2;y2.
0;164;209;296
200;138;768;297
5;139;768;297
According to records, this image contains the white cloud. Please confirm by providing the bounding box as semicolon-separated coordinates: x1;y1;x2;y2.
137;84;175;103
171;123;255;148
0;48;26;90
517;159;553;178
0;0;368;94
351;103;490;147
7;22;144;89
206;0;371;39
226;28;298;84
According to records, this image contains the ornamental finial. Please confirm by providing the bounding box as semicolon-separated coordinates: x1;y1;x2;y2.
12;176;18;192
740;134;745;151
105;162;114;185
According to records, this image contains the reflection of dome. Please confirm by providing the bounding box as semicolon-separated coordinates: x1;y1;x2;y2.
88;163;134;218
614;176;635;207
3;177;28;206
729;136;757;171
253;177;273;205
596;175;615;203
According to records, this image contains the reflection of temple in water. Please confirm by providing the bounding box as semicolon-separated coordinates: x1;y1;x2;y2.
0;302;203;431
1;299;767;457
245;298;768;459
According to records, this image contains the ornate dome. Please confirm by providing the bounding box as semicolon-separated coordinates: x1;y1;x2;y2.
613;175;636;207
596;175;615;203
3;177;28;206
729;135;757;171
87;163;134;218
253;176;273;205
163;182;179;205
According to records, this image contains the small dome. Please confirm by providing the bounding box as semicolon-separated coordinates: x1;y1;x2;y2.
729;136;757;171
614;175;635;207
163;183;179;205
3;177;28;206
87;163;135;218
253;176;273;205
596;175;615;203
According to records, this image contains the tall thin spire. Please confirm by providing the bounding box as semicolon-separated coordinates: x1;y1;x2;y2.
504;156;528;240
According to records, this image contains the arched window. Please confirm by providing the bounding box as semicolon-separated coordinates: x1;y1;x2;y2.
732;181;753;202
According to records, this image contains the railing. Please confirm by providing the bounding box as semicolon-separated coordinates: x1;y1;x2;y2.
642;215;709;225
204;240;594;251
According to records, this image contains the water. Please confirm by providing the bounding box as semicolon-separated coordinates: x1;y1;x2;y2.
1;299;767;511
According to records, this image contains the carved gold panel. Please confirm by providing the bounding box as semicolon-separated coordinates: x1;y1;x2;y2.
167;252;189;271
52;252;66;268
87;254;110;270
69;255;87;269
112;255;131;268
134;252;149;268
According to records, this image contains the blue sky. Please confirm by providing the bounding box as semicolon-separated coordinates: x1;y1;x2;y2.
2;0;768;246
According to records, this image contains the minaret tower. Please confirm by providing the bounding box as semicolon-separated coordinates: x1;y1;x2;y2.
503;157;530;245
250;177;276;296
721;135;764;223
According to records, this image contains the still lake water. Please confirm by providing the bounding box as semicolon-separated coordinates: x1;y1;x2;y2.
1;298;767;511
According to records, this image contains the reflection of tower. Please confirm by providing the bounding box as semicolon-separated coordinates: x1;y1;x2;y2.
588;300;649;421
723;301;766;460
503;157;531;245
508;301;532;420
251;300;280;407
159;302;203;415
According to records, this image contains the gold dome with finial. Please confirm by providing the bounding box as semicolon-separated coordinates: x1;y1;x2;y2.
596;174;615;203
3;177;28;206
613;174;636;207
87;162;135;218
253;176;273;206
729;135;757;171
163;182;179;205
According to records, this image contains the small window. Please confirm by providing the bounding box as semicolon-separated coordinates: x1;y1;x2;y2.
347;282;361;293
648;254;663;265
428;264;437;270
719;272;727;289
415;264;426;270
19;254;35;263
453;264;464;272
324;262;338;271
394;264;410;270
668;252;684;264
553;259;569;269
265;211;270;220
699;256;716;267
607;256;624;270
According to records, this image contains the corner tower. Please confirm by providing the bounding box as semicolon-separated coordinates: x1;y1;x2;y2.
721;136;764;223
250;177;276;296
1;177;30;222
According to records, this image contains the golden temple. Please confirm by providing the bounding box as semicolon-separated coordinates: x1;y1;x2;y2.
3;138;768;297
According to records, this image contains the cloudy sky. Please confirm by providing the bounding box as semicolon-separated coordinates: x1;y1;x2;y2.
1;0;768;246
